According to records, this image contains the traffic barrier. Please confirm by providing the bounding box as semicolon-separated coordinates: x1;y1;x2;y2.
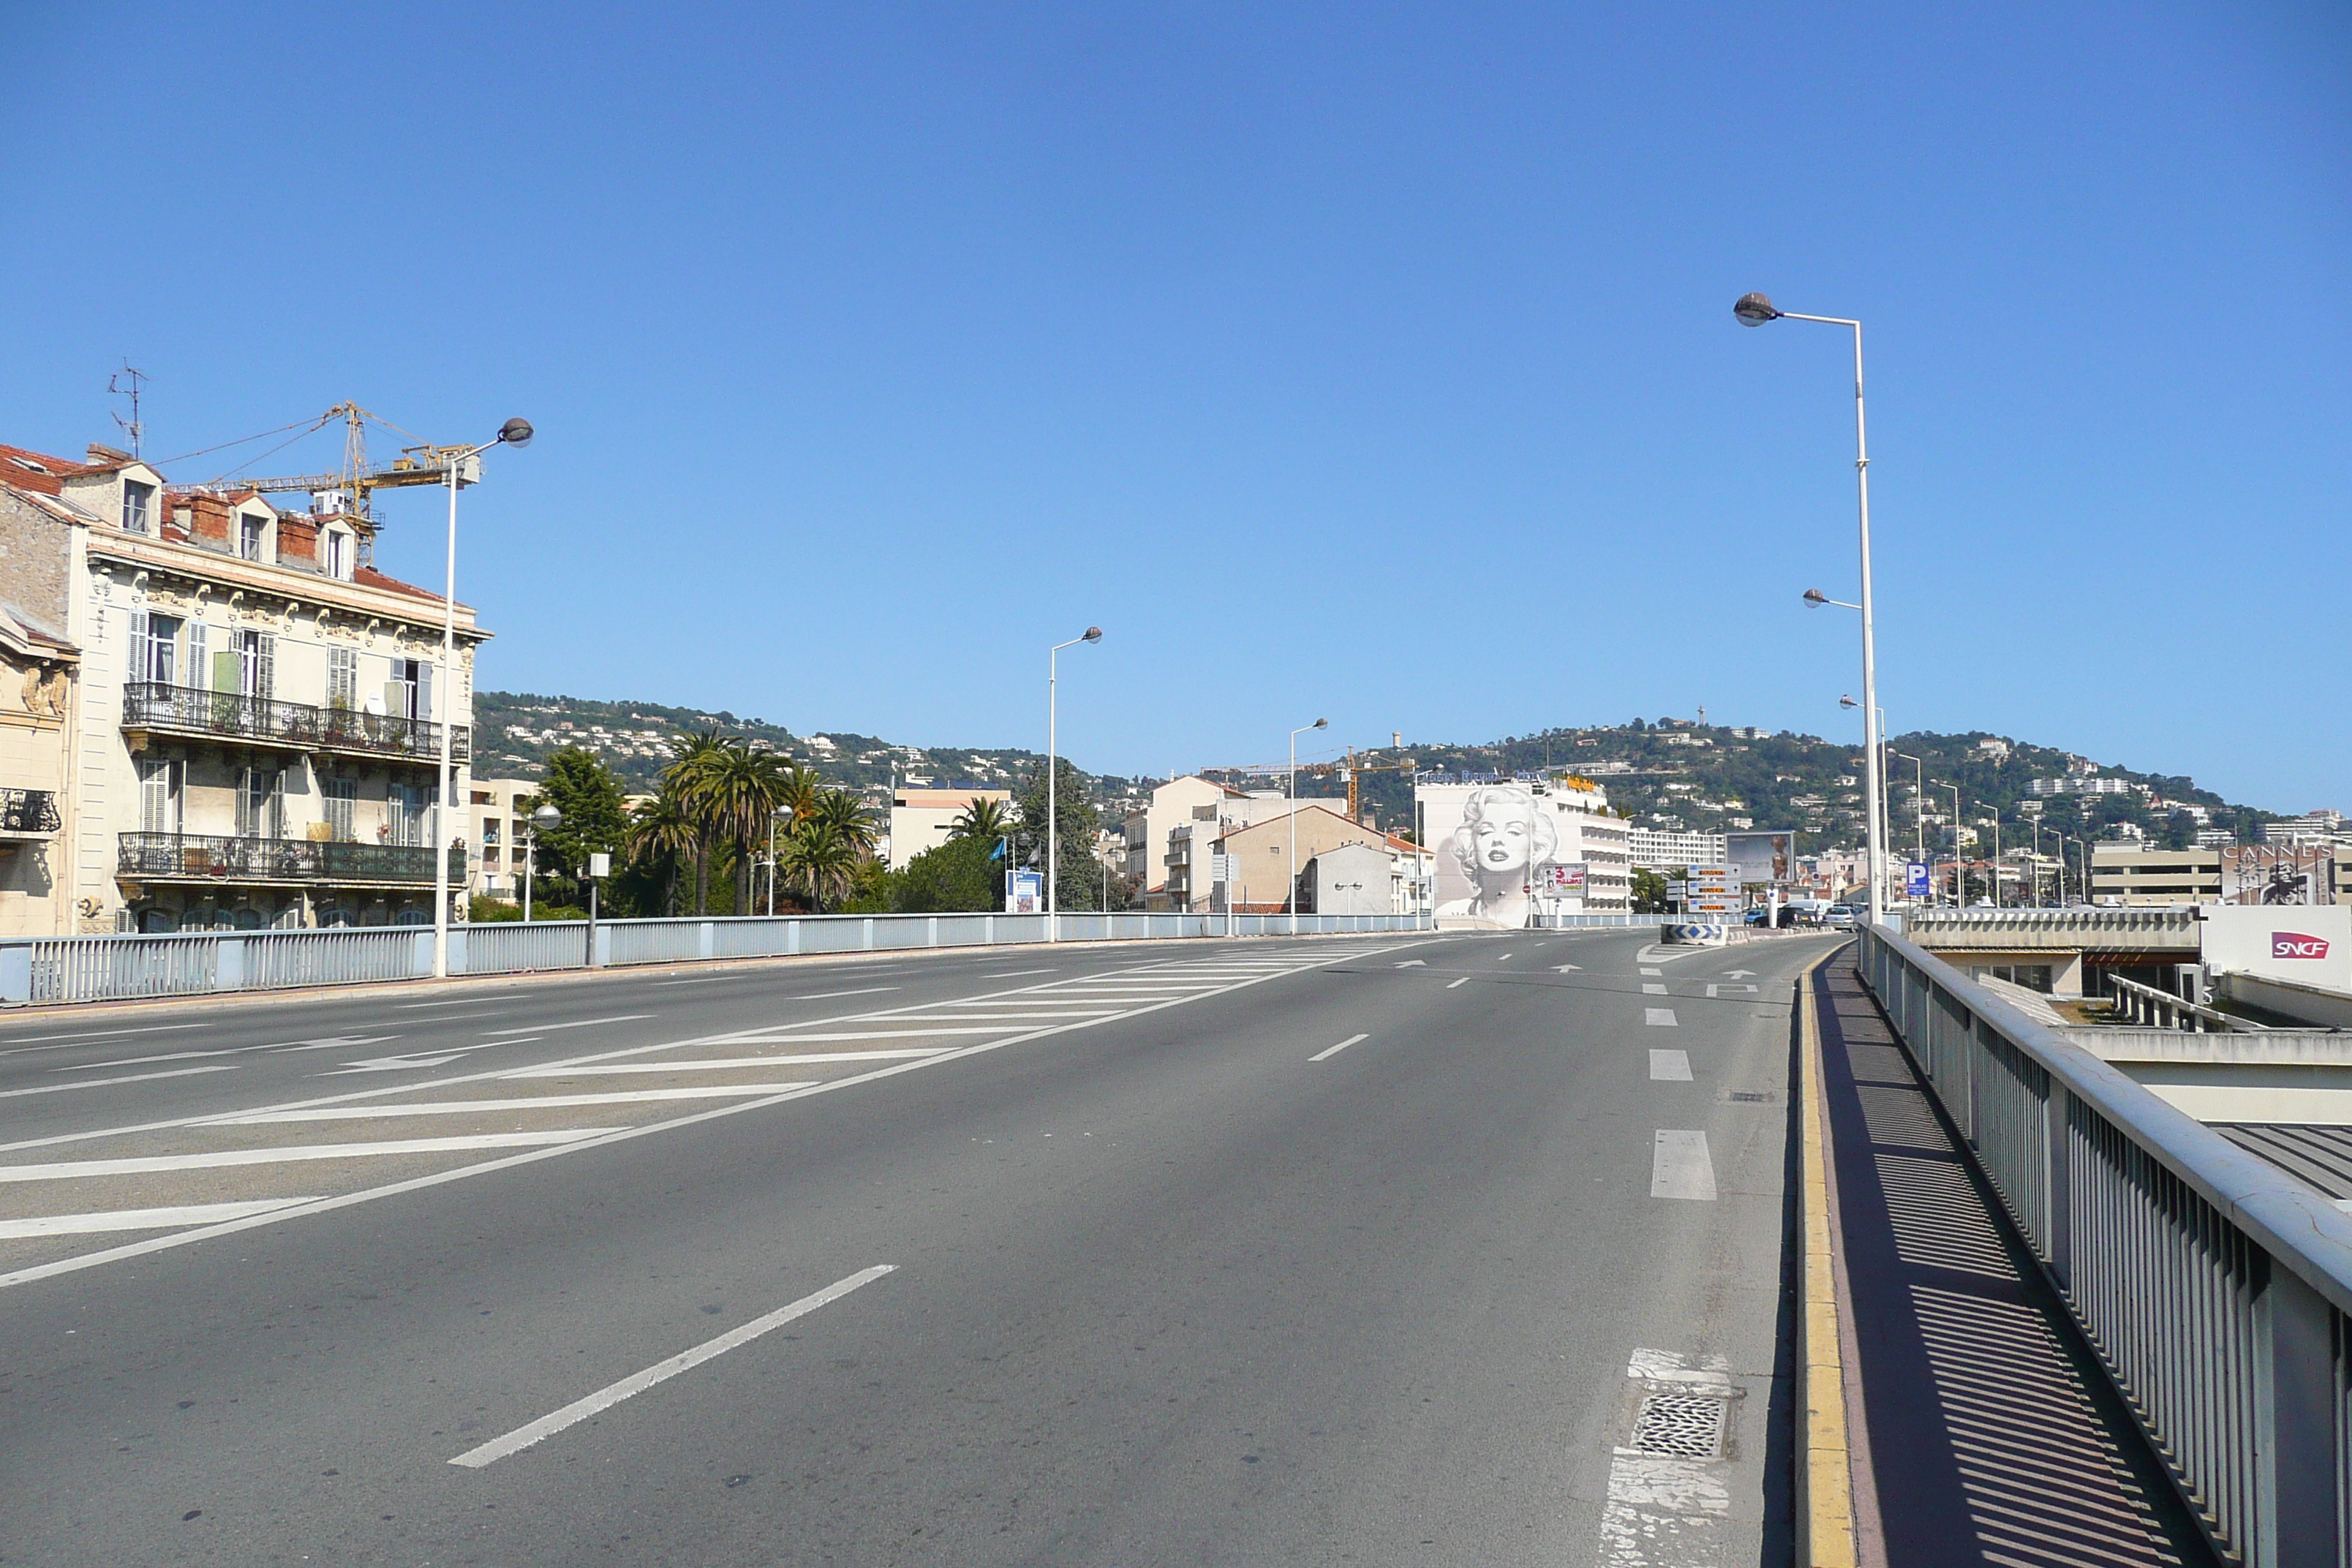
1857;920;2352;1564
0;911;1433;1006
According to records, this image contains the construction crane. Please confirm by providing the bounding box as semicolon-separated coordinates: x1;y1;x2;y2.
1302;740;1416;824
165;402;483;518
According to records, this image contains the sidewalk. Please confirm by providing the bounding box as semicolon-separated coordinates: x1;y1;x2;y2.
1812;956;2209;1567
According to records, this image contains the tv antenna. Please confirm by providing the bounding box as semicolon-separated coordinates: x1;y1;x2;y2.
108;363;148;458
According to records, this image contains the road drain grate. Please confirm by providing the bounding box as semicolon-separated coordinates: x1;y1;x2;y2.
1631;1392;1727;1458
1727;1091;1774;1104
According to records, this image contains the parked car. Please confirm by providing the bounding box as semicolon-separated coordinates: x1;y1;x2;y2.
1825;905;1859;930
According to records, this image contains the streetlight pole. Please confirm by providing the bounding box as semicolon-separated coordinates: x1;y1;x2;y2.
525;801;560;924
431;418;533;979
1289;717;1327;935
1046;627;1103;943
1744;295;1883;926
1936;782;1963;904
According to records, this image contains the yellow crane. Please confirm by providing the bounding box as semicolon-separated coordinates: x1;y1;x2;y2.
1302;742;1416;824
165;402;485;518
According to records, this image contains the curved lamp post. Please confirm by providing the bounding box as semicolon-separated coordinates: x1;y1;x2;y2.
433;417;533;978
1047;627;1103;942
1741;292;1885;927
1289;717;1327;935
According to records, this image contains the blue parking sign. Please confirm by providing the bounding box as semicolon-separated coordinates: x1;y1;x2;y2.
1904;861;1931;898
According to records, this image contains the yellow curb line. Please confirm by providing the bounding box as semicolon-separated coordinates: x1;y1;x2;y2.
1798;949;1858;1567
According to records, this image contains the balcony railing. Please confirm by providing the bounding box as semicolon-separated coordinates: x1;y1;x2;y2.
118;832;464;886
121;683;470;765
0;788;61;836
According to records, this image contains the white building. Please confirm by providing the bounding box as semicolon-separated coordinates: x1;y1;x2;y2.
467;777;540;900
0;437;487;932
886;785;1012;870
1627;826;1727;870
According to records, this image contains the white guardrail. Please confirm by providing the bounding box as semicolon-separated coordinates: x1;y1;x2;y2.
1858;920;2352;1566
0;911;1434;1006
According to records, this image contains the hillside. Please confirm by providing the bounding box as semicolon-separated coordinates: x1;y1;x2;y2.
471;691;1154;815
471;694;2286;852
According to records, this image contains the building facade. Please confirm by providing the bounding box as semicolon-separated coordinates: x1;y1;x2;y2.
1627;826;1727;870
1;440;485;932
886;785;1012;871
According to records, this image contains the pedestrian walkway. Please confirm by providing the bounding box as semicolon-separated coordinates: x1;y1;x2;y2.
1813;957;2210;1567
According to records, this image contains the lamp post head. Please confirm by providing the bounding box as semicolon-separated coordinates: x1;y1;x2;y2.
531;802;562;831
497;418;535;449
1313;717;1327;729
1839;693;1859;710
1082;626;1102;644
1803;588;1831;608
1733;293;1782;327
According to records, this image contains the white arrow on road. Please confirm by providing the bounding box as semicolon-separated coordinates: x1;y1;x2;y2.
1395;960;1427;968
1722;970;1757;979
1553;963;1582;972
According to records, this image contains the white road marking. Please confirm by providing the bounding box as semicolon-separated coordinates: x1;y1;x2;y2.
981;968;1058;977
450;1265;895;1467
1553;963;1582;972
0;1130;615;1183
504;1051;949;1076
723;1028;1016;1043
322;1052;483;1074
53;1048;243;1070
1496;953;1514;962
1645;1008;1678;1027
399;998;512;1009
1447;977;1469;990
203;1086;821;1123
1704;984;1759;998
480;1015;652;1036
1650;1131;1716;1200
1309;1033;1369;1062
1640;968;1663;977
784;987;902;1000
0;1065;241;1098
264;1035;403;1054
1648;1049;1692;1082
1642;983;1667;995
1634;945;1713;966
0;1022;208;1050
1721;969;1757;979
0;1198;326;1237
1395;960;1427;968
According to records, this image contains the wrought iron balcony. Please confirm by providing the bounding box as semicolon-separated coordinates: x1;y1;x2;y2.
121;683;470;765
118;832;464;886
0;788;60;837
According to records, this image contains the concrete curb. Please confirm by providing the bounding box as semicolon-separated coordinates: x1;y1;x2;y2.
1796;950;1859;1567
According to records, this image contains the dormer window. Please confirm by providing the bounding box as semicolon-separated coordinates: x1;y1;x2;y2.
123;480;154;535
238;511;270;562
322;526;352;580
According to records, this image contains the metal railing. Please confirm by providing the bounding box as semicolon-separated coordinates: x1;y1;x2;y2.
1857;920;2352;1565
0;788;60;834
0;909;1431;1004
1902;907;2200;949
117;832;462;886
121;682;470;764
2106;972;2244;1033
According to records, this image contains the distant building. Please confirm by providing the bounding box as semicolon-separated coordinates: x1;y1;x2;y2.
467;777;540;900
1207;805;1395;914
1975;738;2011;759
887;785;1011;870
2028;776;2139;797
1627;826;1728;870
1301;839;1428;916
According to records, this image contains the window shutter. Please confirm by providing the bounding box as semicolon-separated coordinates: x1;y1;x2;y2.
129;610;149;683
257;633;275;701
236;767;255;838
186;622;208;690
418;661;434;723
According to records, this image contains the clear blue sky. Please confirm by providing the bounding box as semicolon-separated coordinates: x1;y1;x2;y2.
5;3;2345;808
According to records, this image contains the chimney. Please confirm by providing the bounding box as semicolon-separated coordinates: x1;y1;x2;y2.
85;442;131;464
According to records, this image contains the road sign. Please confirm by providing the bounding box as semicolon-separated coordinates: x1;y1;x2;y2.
1904;861;1931;898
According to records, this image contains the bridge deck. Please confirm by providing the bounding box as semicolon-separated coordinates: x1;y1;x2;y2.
1814;957;2210;1566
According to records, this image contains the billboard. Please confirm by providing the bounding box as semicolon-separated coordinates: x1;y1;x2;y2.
1006;869;1043;914
1726;832;1794;886
2220;844;2334;906
1417;780;1616;927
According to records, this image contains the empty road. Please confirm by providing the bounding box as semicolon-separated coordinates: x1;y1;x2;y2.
0;927;1833;1566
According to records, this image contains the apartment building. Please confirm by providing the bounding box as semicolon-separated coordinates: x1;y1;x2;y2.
0;440;486;932
0;486;80;932
1123;776;1246;902
1627;826;1727;870
1208;805;1397;914
467;777;540;900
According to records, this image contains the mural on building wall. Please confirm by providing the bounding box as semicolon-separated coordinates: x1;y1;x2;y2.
1420;782;1619;928
2221;844;2335;905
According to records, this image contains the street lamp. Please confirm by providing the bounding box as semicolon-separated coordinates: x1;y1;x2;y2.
1046;627;1103;943
432;417;533;979
1934;782;1963;905
523;800;561;922
1840;693;1891;905
766;806;792;916
1894;752;1929;900
1741;293;1884;927
1289;717;1327;935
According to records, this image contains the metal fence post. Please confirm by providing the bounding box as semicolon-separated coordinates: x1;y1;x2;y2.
927;916;938;948
0;942;27;1003
862;918;874;951
2044;1085;2074;1292
2253;1262;2341;1565
698;921;715;960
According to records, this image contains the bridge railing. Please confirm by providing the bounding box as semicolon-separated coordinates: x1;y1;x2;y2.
0;911;1433;1006
1857;920;2352;1566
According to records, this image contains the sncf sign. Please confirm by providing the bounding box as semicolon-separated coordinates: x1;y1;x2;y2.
2273;932;2332;961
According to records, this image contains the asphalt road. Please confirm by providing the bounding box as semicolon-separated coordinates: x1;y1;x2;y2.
0;928;1837;1566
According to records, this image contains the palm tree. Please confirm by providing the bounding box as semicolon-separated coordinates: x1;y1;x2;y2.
779;817;859;913
660;728;731;915
625;785;699;916
947;797;1013;847
676;740;793;915
809;788;880;856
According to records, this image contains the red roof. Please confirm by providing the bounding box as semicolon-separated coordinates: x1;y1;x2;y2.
0;444;94;496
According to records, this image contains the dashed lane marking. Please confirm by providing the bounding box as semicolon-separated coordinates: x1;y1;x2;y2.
1;1066;241;1098
1646;1008;1679;1027
1309;1034;1369;1062
1649;1049;1693;1082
